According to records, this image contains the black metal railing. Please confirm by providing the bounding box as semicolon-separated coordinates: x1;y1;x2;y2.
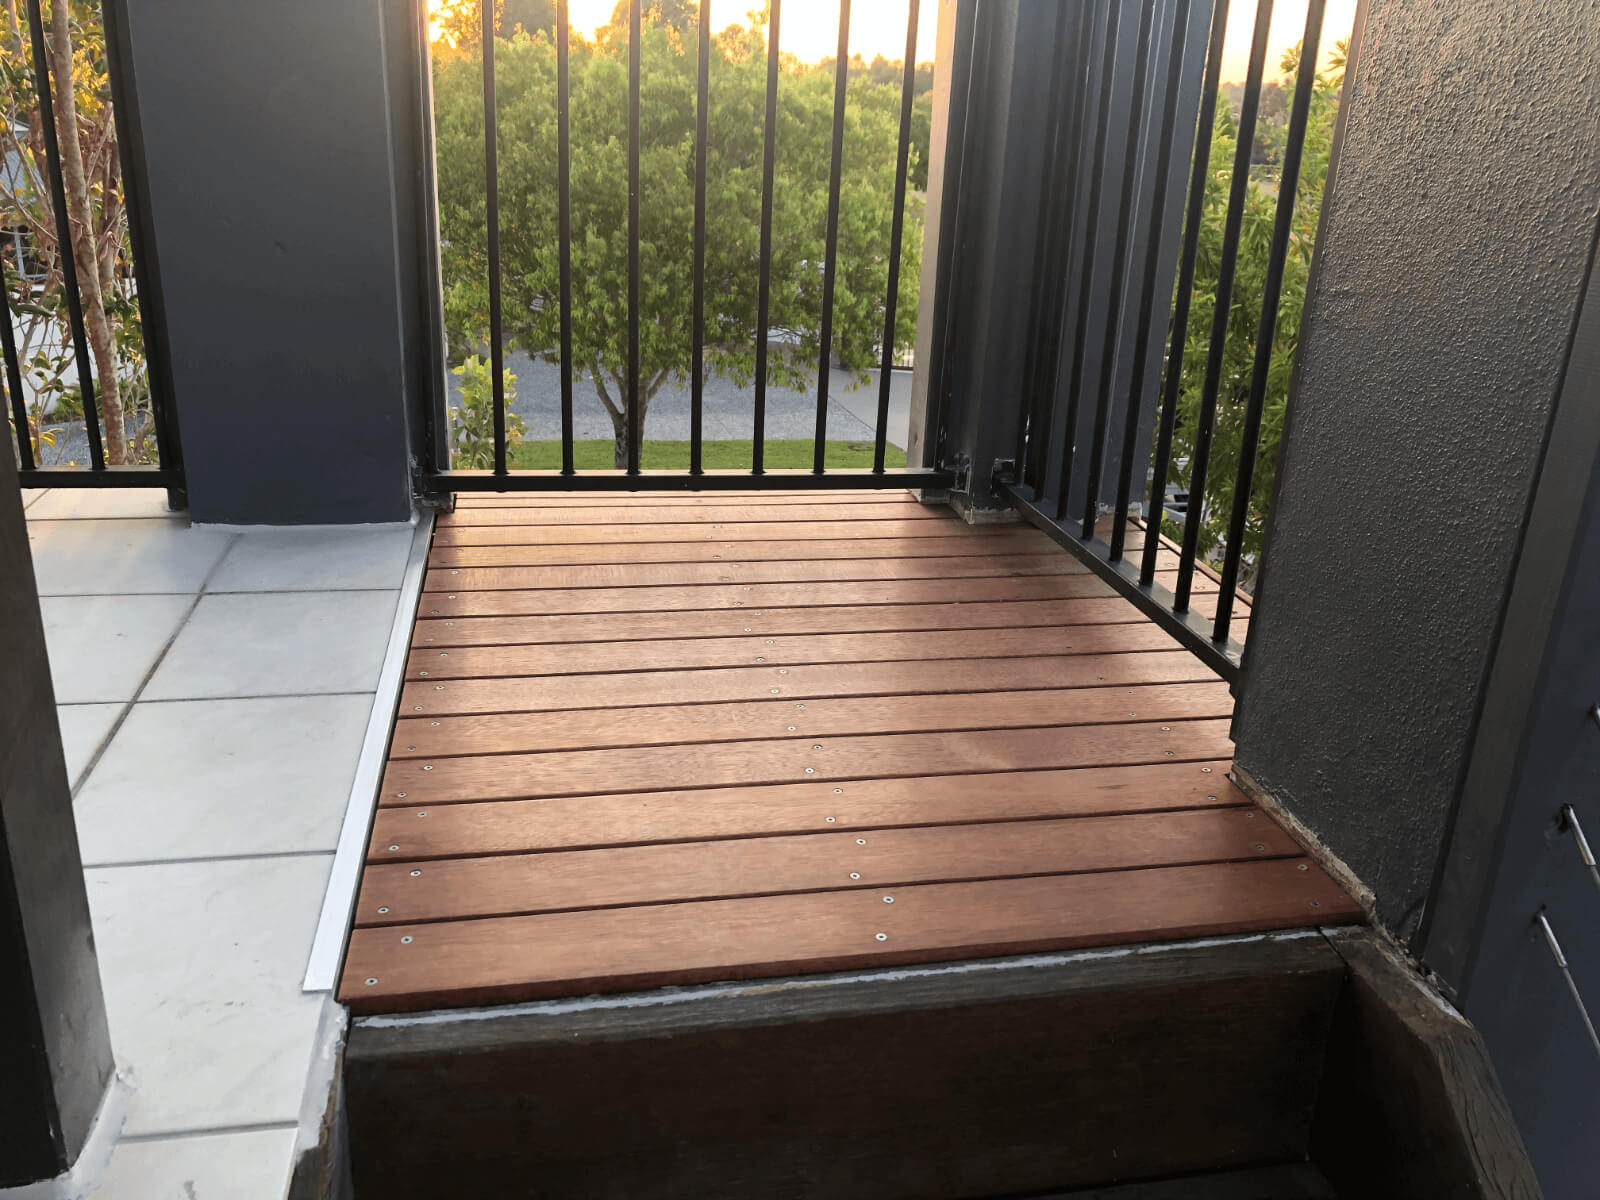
4;0;182;498
1002;0;1332;681
427;0;947;493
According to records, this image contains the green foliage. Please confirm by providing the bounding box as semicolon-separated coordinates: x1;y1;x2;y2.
450;354;525;468
1166;41;1345;573
0;0;153;462
431;10;923;467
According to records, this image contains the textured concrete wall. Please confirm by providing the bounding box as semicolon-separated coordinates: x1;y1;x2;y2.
124;0;425;523
1233;0;1600;941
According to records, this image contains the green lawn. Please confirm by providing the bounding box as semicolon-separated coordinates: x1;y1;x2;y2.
507;439;908;470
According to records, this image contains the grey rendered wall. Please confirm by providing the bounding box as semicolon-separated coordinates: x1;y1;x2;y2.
122;0;429;524
1233;0;1600;941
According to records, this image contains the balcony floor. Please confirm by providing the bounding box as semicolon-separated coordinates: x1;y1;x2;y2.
339;490;1358;1014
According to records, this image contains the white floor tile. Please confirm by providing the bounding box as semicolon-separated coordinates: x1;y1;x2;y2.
86;854;334;1136
28;519;234;595
56;702;125;786
22;485;48;510
87;1128;296;1199
209;525;415;592
41;594;195;704
25;487;180;520
76;695;373;864
143;590;399;700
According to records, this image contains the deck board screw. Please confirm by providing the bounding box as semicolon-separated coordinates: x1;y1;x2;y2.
1310;900;1322;908
770;688;780;694
812;744;822;750
883;896;894;903
856;838;867;845
805;768;815;774
397;792;407;798
850;873;860;879
787;725;796;731
401;936;413;944
833;788;843;794
365;978;378;985
1254;843;1266;851
388;844;400;851
1201;767;1212;773
419;671;429;676
377;907;389;914
418;812;427;817
1297;864;1309;871
826;817;836;822
876;933;887;941
431;722;440;726
410;870;421;877
423;765;434;771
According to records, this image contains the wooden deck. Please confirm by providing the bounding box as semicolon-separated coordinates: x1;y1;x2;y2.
339;490;1359;1014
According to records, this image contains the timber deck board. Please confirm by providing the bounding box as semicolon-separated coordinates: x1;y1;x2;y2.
341;491;1351;1015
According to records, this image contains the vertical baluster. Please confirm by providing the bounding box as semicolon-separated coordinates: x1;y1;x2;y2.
690;0;711;475
1110;0;1194;561
1081;0;1158;542
1212;0;1325;642
1141;0;1231;587
626;0;642;475
874;0;920;475
1;248;30;469
751;0;781;475
480;0;507;475
557;0;575;474
813;1;851;474
1173;0;1275;611
25;0;103;470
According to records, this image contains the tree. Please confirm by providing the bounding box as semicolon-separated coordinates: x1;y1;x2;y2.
1163;41;1346;578
432;0;556;48
0;0;145;465
431;10;922;467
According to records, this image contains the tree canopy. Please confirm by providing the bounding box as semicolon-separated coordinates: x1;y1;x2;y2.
431;5;926;466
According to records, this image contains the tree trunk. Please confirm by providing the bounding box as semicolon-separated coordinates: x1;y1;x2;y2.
48;0;125;464
612;424;628;471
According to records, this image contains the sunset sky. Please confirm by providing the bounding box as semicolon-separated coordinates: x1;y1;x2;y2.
443;1;1359;85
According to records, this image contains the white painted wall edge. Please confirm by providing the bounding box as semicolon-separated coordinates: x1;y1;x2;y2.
301;510;434;993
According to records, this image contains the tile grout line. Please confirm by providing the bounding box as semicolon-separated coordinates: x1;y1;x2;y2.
86;850;337;872
128;689;379;705
68;533;242;799
117;1120;301;1145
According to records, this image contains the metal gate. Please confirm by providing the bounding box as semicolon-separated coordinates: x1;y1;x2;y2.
4;0;183;503
418;0;948;495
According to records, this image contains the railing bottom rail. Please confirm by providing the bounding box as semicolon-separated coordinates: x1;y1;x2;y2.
1003;483;1242;684
428;468;953;493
